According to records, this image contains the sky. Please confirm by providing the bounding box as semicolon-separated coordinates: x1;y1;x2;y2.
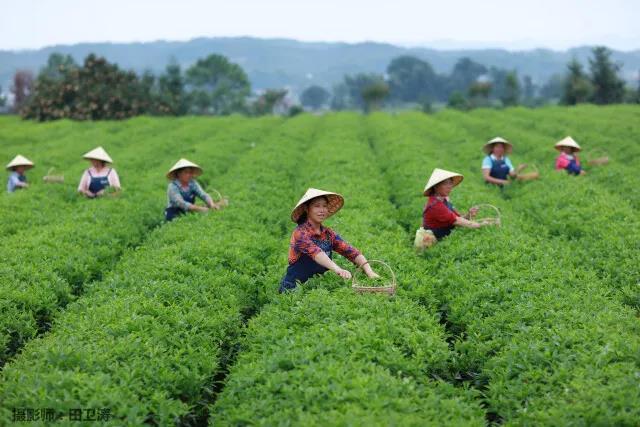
1;0;639;51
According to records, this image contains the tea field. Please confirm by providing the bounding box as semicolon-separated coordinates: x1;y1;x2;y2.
0;105;639;426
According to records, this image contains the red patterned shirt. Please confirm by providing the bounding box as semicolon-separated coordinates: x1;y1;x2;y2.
288;221;361;265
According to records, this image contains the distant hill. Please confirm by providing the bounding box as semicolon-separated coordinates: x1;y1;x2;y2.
1;37;639;95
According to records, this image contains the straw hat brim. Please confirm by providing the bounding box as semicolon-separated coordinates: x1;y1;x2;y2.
6;155;34;170
555;137;581;152
291;188;344;223
483;140;513;154
423;169;464;196
166;159;203;179
166;167;203;180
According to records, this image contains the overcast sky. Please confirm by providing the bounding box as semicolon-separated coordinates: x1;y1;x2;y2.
1;0;639;51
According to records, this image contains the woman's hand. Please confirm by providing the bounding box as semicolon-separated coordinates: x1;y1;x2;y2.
333;268;352;279
366;270;380;279
468;206;479;218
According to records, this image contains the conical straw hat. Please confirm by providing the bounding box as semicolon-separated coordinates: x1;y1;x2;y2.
166;158;203;179
6;155;34;170
83;146;113;163
483;136;513;154
423;168;464;196
555;136;581;152
291;188;344;223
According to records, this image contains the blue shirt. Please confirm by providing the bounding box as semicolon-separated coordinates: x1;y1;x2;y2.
166;179;212;211
7;172;26;193
482;155;514;172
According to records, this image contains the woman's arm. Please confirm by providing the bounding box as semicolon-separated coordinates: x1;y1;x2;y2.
482;168;509;185
313;251;352;279
454;216;482;229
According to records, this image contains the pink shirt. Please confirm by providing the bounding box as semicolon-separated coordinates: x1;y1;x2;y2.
77;167;121;192
555;152;580;170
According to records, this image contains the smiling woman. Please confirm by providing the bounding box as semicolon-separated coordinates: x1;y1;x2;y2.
278;188;379;293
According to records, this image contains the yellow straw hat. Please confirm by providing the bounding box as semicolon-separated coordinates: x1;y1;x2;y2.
83;146;113;163
555;136;581;152
6;155;34;171
291;188;344;223
166;158;203;179
483;137;513;154
423;168;464;196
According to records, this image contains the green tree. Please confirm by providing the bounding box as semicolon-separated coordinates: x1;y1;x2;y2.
468;81;491;108
540;73;564;101
251;89;287;116
447;91;469;110
300;85;330;110
0;85;6;108
561;59;593;105
22;54;148;121
501;71;521;107
41;53;77;80
157;60;188;115
589;46;625;105
186;54;250;115
522;75;536;106
361;81;389;113
330;82;350;111
342;73;386;111
448;57;487;98
386;56;441;103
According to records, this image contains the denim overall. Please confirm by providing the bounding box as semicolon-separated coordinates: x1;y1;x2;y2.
424;198;458;240
164;182;196;221
566;157;582;175
279;235;333;293
88;169;112;194
487;156;510;180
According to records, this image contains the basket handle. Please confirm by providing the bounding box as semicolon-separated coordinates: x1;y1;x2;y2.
352;259;396;287
517;163;539;174
210;188;224;202
470;203;501;221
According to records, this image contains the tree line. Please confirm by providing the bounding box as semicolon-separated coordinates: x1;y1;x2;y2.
5;46;639;121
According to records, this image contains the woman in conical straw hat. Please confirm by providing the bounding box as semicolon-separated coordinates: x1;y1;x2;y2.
554;136;585;176
6;155;34;193
422;168;485;240
279;188;379;293
78;146;121;198
164;158;224;221
481;137;528;187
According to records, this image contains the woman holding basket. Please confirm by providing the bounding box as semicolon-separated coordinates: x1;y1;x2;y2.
164;158;225;221
481;137;529;186
279;188;379;293
421;168;488;241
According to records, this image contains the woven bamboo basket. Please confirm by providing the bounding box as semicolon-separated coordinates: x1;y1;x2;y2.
414;227;437;252
352;260;396;296
516;163;540;181
587;149;609;166
43;168;64;183
471;203;502;227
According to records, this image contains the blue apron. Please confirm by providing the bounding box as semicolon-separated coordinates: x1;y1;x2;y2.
88;169;111;194
566;157;582;175
164;182;196;221
18;175;27;183
488;156;510;180
424;198;457;240
279;236;333;293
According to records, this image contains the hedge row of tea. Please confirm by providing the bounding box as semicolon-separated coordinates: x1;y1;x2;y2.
1;105;639;425
0;115;271;365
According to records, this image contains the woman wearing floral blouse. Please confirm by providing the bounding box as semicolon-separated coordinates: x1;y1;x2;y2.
279;188;379;293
